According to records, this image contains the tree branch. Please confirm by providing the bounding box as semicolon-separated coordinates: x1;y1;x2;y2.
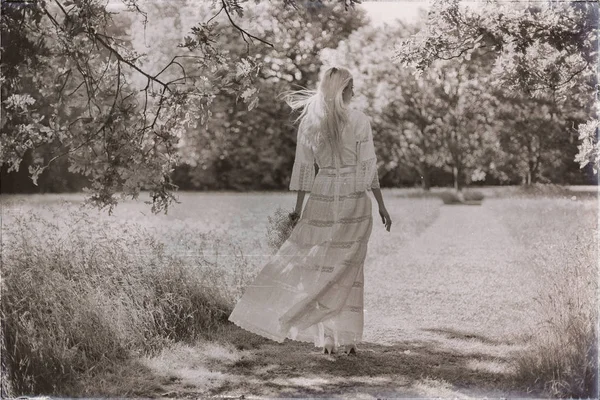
221;0;274;52
42;60;124;170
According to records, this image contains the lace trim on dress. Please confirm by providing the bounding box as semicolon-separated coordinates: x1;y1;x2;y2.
306;214;372;227
309;192;366;202
356;156;378;192
306;259;362;273
370;167;381;190
228;314;286;343
289;161;315;191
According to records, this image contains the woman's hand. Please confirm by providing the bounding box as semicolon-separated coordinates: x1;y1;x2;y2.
379;207;392;232
294;191;308;220
289;211;300;227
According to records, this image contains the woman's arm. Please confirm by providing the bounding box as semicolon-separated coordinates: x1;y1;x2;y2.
289;190;307;226
360;113;390;232
371;188;392;232
294;190;308;215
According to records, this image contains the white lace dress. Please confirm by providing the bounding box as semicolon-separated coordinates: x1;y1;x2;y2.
228;108;380;348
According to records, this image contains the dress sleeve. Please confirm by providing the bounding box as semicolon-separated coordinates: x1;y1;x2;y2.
289;122;316;192
362;114;380;191
370;168;381;190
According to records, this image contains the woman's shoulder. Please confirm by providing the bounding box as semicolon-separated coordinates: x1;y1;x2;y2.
347;107;370;124
348;107;368;117
346;108;371;141
347;107;371;128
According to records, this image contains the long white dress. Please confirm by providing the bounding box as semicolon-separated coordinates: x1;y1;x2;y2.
228;108;380;348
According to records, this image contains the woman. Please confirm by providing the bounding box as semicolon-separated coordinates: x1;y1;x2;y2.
228;66;392;355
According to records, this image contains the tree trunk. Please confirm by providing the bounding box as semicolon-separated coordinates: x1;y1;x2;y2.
532;159;539;183
527;158;538;184
453;165;463;192
420;162;431;191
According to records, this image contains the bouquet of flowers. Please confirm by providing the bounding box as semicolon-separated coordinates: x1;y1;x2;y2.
266;206;300;253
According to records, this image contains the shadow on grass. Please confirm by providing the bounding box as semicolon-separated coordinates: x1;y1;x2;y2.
393;185;598;201
202;324;542;399
60;357;175;398
60;323;543;398
423;328;525;346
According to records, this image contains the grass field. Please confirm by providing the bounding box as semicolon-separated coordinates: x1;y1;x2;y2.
1;187;597;398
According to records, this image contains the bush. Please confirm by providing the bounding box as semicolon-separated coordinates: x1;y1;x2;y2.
511;183;572;198
463;190;485;201
0;205;242;395
438;191;462;204
438;190;485;204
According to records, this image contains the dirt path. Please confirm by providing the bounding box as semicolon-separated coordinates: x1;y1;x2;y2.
133;202;542;398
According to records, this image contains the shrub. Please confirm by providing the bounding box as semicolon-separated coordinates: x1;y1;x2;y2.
463;190;485;201
0;204;241;395
438;190;485;204
511;183;572;198
438;191;462;204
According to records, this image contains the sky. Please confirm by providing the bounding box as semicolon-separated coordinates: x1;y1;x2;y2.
105;0;431;25
359;0;430;26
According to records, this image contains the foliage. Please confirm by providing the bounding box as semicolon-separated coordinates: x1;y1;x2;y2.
1;0;596;199
438;191;462;204
462;190;485;201
323;1;596;190
417;59;498;191
2;0;179;213
393;0;598;183
320;22;437;187
266;206;298;253
575;117;600;175
510;182;574;198
0;205;247;394
438;189;484;204
178;1;368;190
394;0;596;89
0;0;363;212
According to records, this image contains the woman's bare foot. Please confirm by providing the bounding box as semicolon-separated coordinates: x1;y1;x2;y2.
345;343;357;355
323;337;336;354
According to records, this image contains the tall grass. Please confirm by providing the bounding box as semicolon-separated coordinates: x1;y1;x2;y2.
492;198;598;398
0;204;249;395
518;233;598;398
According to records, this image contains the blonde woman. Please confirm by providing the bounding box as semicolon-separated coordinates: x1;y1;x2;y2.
228;66;392;355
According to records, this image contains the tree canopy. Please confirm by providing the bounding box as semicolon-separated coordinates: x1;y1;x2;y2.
0;0;363;212
393;0;598;183
1;0;597;212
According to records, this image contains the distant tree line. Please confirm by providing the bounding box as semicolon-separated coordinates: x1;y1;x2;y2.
1;0;597;206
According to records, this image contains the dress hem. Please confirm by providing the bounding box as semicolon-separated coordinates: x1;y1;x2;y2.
228;316;286;343
228;315;329;347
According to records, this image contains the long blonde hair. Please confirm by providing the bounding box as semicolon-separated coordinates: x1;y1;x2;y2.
279;67;353;163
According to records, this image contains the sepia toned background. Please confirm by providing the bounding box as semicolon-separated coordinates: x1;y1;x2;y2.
1;0;598;398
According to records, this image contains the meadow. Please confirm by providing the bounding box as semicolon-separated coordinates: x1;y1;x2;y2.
0;186;597;398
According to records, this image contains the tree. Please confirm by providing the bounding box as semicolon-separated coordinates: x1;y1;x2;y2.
393;0;598;183
0;0;363;212
177;1;368;190
575;117;600;176
323;19;501;191
320;22;439;188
